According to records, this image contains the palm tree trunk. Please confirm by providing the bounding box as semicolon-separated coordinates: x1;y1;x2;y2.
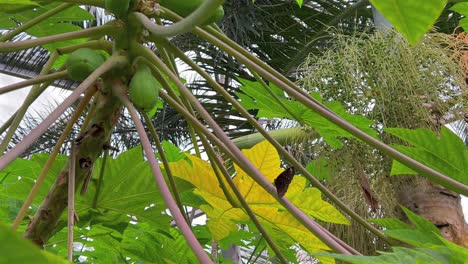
395;177;468;247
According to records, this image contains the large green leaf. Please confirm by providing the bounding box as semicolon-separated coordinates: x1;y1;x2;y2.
0;221;68;263
319;207;468;263
0;154;67;225
386;127;467;186
121;222;198;264
76;146;171;229
370;0;446;44
235;79;377;148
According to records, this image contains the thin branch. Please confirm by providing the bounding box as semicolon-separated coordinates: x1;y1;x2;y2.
112;80;213;263
141;112;190;223
0;55;128;170
0;70;68;95
92;149;108;209
0;24;118;52
0;3;74;42
160;92;353;255
67;144;77;261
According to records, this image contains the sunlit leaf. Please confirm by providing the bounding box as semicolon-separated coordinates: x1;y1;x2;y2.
168;140;348;256
370;0;446;44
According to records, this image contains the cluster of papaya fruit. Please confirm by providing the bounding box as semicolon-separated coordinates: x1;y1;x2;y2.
65;48;161;112
65;0;224;112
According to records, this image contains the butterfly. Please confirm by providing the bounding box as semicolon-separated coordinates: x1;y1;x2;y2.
274;167;295;197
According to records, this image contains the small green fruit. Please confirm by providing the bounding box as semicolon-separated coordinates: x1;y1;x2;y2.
66;48;105;81
160;0;224;25
105;0;131;18
128;64;161;111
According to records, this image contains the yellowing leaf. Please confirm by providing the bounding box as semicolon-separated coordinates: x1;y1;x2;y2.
233;140;283;203
167;155;227;199
252;207;330;252
287;177;349;225
196;190;247;239
167;140;349;256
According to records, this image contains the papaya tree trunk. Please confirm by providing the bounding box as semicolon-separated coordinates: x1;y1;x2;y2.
24;80;122;246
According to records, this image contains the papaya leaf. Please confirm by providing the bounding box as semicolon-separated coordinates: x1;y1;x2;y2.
71;224;123;263
0;154;67;224
159;140;190;163
121;222;198;264
0;221;68;263
385;127;467;186
235;78;377;148
0;0;47;14
168;140;349;255
325;207;468;263
305;156;330;181
369;0;446;44
0;3;95;67
76;146;171;229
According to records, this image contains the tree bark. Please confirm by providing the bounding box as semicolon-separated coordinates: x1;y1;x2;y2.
395;176;468;247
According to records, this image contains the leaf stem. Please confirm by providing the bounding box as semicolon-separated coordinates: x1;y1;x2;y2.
0;70;68;95
141;112;190;224
92;149;108;209
200;134;289;263
112;80;213;264
0;3;74;42
0;51;61;156
0;55;128;170
0;24;118;52
139;46;355;254
67;144;77;261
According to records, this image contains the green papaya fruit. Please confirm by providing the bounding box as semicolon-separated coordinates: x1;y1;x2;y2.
128;64;161;111
65;48;106;81
105;0;131;18
159;0;224;25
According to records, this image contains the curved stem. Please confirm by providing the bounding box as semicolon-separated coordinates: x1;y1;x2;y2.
0;70;68;95
11;85;97;230
0;24;118;52
194;26;468;195
112;81;213;264
130;0;223;37
0;55;128;170
162;42;391;245
0;3;74;42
